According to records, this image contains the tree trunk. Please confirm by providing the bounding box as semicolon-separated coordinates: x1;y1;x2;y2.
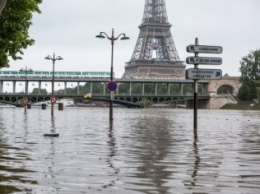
0;0;7;15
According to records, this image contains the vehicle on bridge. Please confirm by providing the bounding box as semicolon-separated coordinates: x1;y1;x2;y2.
0;70;113;78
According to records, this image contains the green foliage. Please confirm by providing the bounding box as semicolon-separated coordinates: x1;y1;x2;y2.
239;49;260;101
217;85;232;94
131;83;142;94
256;87;260;102
118;83;129;94
238;85;248;101
170;83;180;94
183;84;193;94
238;80;257;101
240;49;260;83
157;83;167;94
31;88;47;95
0;0;42;68
144;83;154;94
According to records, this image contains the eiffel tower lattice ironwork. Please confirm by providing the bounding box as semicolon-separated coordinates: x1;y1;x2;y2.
122;0;185;79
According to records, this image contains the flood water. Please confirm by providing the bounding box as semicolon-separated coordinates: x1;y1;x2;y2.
0;107;260;194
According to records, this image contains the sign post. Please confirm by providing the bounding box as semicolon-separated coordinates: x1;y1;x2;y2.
186;39;223;135
193;38;199;135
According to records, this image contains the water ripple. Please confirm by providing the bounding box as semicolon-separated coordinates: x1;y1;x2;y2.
0;108;260;193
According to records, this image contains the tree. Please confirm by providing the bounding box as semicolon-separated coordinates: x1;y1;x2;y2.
31;88;47;95
240;49;260;83
238;85;248;101
0;0;42;68
238;80;258;101
0;0;7;15
239;49;260;101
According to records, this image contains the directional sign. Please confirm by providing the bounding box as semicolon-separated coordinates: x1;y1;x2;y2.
186;57;222;65
186;68;222;80
107;81;118;92
186;45;223;54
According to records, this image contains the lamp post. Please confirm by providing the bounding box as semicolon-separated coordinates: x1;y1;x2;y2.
45;53;63;116
96;28;129;123
19;67;33;114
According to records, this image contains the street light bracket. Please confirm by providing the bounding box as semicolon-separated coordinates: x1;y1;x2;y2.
45;55;51;60
96;33;106;39
120;34;130;40
56;56;63;60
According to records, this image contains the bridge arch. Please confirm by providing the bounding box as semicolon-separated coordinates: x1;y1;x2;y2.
217;84;234;94
207;74;241;96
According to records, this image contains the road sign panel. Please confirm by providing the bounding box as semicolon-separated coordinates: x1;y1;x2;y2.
50;96;56;104
186;45;223;54
186;68;222;80
186;57;222;65
111;92;115;100
107;81;118;92
22;97;28;105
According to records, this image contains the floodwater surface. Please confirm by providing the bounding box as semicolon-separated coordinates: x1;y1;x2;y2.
0;107;260;193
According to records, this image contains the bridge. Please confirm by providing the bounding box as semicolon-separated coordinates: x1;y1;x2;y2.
0;74;241;108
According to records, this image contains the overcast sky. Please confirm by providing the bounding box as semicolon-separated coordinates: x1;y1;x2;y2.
6;0;260;78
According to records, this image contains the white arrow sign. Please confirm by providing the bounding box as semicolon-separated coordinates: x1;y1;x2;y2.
186;45;223;54
186;68;222;80
186;57;222;65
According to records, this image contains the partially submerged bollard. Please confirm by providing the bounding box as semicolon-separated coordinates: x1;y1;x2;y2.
43;133;59;137
42;103;46;110
27;104;31;109
58;103;63;111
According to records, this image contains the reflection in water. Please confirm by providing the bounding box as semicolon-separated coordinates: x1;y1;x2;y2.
190;133;200;187
0;108;260;193
128;112;172;194
238;115;260;189
183;124;223;193
0;113;36;193
44;116;57;179
103;122;119;188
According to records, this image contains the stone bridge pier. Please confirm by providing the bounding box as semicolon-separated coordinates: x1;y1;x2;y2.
206;74;241;109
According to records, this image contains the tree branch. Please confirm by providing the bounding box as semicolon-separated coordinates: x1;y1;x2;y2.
0;0;7;15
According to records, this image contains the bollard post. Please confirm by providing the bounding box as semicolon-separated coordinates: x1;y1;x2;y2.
42;103;46;110
58;103;63;111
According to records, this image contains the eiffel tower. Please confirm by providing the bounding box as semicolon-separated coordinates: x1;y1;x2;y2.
122;0;185;79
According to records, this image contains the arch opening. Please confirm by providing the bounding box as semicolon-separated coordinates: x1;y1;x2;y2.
217;85;234;95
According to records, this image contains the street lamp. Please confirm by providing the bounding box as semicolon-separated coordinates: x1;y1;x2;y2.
19;67;33;113
45;53;63;116
96;28;129;123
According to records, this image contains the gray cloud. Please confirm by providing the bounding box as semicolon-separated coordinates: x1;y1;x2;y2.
7;0;260;77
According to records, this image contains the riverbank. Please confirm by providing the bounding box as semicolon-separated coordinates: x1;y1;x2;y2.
221;103;260;110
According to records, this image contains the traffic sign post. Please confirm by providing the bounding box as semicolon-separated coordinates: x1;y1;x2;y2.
186;38;223;135
186;68;222;80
